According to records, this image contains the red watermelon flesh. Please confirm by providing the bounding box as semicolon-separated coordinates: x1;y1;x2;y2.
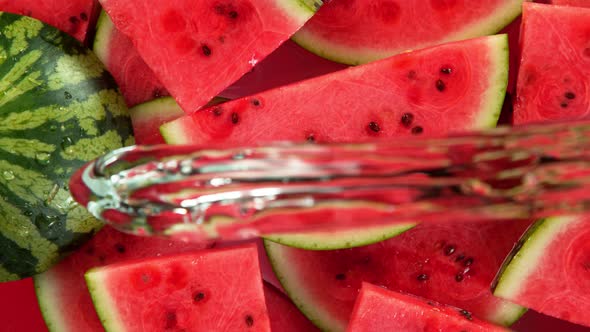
347;283;509;332
264;283;319;332
265;219;531;331
0;0;99;43
513;2;590;125
291;0;523;65
551;0;590;6
162;35;508;145
93;11;169;107
85;244;271;332
33;226;212;332
494;214;590;328
99;0;321;114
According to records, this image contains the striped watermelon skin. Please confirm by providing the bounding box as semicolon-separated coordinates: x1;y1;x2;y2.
0;12;133;282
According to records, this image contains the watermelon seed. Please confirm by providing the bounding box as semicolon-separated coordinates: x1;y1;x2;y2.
231;112;240;124
411;126;423;135
426;301;436;306
201;45;212;57
368;121;381;133
80;12;88;21
407;70;417;80
245;315;254;327
165;311;177;329
193;291;206;303
85;246;94;256
98;255;106;264
440;67;452;75
251;99;261;107
64;91;72;99
335;273;346;280
458;309;473;321
416;273;429;282
463;257;473;267
560;102;568;108
455;254;465;262
435;79;446;92
455;273;464;282
306;133;316;143
69;16;79;25
212;107;223;116
228;11;238;19
115;243;126;254
400;113;414;127
443;245;455;256
564;92;576;100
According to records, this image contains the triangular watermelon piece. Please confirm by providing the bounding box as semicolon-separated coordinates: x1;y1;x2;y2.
85;244;271;331
348;283;509;332
264;282;319;332
162;34;508;145
513;2;590;124
99;0;322;113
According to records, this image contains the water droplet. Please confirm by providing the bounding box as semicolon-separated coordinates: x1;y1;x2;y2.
2;171;15;180
35;153;52;166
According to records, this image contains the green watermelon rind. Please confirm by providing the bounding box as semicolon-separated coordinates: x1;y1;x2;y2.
263;222;416;250
84;268;127;332
34;271;69;332
92;10;113;67
492;216;579;303
130;96;184;124
292;1;523;65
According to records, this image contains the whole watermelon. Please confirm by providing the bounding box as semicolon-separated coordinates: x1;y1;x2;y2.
0;12;133;282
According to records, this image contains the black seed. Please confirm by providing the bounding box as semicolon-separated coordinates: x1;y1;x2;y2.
417;273;429;281
440;67;452;74
80;12;88;21
231;112;240;124
455;273;464;282
459;309;473;321
193;292;205;303
166;311;177;329
69;16;79;25
115;243;126;254
560;102;569;108
411;126;423;135
564;91;576;100
455;254;465;262
202;44;212;56
443;245;456;256
408;70;417;79
251;99;261;107
306;134;316;143
463;258;474;267
212;107;223;116
85;246;95;256
400;113;414;127
368;121;381;133
228;11;238;19
435;79;446;92
335;273;346;280
426;301;436;306
245;315;254;327
64;91;72;99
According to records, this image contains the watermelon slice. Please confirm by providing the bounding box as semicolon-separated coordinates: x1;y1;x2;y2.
85;244;270;331
551;0;590;6
162;34;507;145
0;0;99;43
513;2;590;124
347;283;509;332
93;11;169;107
265;219;530;331
99;0;322;114
34;226;211;332
264;282;319;332
291;0;522;65
494;215;590;328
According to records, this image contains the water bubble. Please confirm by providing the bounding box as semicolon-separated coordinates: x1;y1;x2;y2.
35;153;52;166
2;171;15;180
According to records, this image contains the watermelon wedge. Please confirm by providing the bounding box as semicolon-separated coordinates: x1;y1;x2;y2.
99;0;322;113
494;214;590;328
85;244;271;331
347;283;509;332
34;226;211;332
513;2;590;124
291;0;522;65
93;11;169;107
265;219;530;331
0;0;99;43
162;34;507;145
264;282;319;332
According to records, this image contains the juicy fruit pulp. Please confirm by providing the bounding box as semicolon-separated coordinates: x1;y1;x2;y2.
0;0;99;43
265;219;530;331
99;0;321;113
264;283;319;332
93;11;168;107
34;226;211;332
494;215;590;328
347;283;509;332
292;0;523;65
0;13;133;282
163;35;507;145
513;2;590;124
85;244;271;332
